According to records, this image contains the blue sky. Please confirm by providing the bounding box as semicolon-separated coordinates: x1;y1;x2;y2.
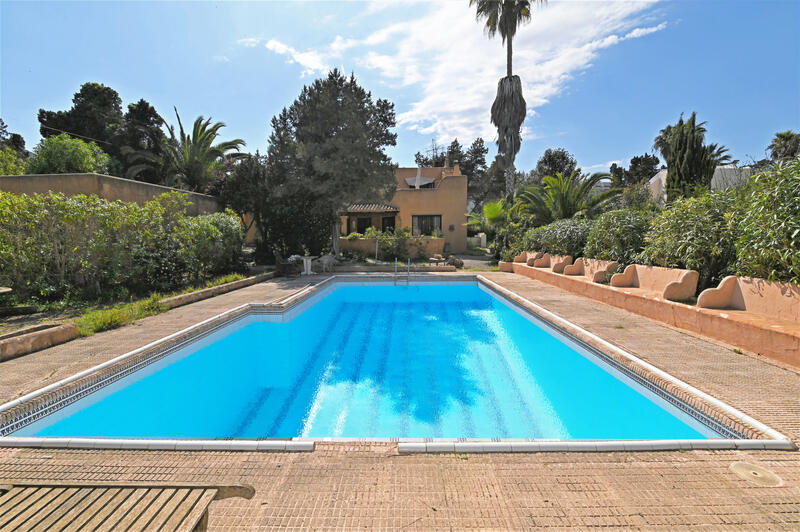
1;0;798;172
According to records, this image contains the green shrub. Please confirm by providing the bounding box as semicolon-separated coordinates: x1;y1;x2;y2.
736;159;800;283
522;218;592;257
584;208;654;266
640;191;738;291
26;133;110;174
377;227;424;261
346;232;363;240
602;183;660;211
363;226;379;238
493;219;528;261
0;145;26;175
0;191;244;302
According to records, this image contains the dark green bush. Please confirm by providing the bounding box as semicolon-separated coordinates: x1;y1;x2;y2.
639;191;738;291
736;159;800;283
377;227;425;261
584;208;654;266
522;218;592;257
0;191;244;302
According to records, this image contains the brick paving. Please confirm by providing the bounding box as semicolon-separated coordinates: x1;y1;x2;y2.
1;272;799;529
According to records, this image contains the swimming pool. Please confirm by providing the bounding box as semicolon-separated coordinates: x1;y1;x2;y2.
5;281;735;441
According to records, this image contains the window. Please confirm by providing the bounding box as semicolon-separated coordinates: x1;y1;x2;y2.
381;216;396;233
356;217;372;234
412;215;442;236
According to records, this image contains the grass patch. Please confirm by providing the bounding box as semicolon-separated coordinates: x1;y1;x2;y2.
164;273;246;299
77;294;166;336
76;273;248;336
733;348;743;354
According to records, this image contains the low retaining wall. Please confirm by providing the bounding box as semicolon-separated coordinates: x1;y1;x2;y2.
159;272;276;310
0;324;79;363
334;265;457;273
500;262;799;368
0;272;276;363
339;237;445;259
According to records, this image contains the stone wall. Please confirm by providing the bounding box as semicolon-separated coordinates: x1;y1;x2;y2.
0;173;221;216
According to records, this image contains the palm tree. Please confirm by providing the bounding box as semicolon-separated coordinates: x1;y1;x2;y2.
162;108;246;192
516;171;621;225
767;130;800;161
466;198;508;239
470;0;546;199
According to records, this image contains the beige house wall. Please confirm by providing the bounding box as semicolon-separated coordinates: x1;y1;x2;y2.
341;166;468;254
0;173;222;216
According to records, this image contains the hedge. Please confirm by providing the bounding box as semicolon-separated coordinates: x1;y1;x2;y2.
639;191;738;291
0;191;244;302
736;159;800;283
523;218;593;258
584;208;654;266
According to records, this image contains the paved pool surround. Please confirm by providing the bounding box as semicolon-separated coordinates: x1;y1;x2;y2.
0;274;792;452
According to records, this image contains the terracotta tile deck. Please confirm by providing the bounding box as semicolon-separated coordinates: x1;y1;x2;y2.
1;272;799;529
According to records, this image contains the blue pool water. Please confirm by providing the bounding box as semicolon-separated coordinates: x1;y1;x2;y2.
15;283;717;439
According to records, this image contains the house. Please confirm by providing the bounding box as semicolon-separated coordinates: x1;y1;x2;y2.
341;164;468;253
648;165;754;201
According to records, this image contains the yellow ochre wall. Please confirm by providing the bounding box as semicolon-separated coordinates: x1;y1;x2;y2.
342;166;468;254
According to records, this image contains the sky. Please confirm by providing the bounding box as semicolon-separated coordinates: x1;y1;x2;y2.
1;0;798;172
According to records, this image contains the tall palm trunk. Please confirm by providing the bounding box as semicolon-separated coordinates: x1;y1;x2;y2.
507;36;513;77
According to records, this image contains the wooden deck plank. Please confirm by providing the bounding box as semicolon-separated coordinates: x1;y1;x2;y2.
0;487;65;531
94;488;151;531
159;489;205;531
142;488;192;531
0;487;54;529
20;487;79;531
47;488;107;530
0;487;35;518
76;488;134;531
174;490;217;532
61;487;121;532
121;488;175;530
30;488;92;531
102;488;158;530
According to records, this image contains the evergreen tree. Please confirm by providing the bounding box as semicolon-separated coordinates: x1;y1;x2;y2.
38;83;125;171
265;69;397;254
118;99;168;183
533;148;580;181
610;154;660;187
661;113;731;201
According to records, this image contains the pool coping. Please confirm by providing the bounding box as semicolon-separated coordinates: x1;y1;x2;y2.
0;273;794;453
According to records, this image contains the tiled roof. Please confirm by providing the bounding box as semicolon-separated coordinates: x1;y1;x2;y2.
346;203;399;213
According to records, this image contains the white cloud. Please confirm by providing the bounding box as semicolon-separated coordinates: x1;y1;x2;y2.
237;37;261;48
265;39;329;76
212;55;231;63
249;1;667;142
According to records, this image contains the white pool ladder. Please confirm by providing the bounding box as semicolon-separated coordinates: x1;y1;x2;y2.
393;258;411;285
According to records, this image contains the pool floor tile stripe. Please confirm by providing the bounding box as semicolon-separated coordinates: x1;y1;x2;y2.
422;303;443;438
328;303;381;437
473;309;549;439
458;303;510;438
366;303;395;436
265;303;356;436
439;304;477;438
